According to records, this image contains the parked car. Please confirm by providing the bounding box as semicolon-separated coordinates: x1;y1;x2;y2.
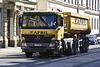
89;35;98;45
97;34;100;44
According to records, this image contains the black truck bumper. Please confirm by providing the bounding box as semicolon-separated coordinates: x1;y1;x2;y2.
21;43;60;53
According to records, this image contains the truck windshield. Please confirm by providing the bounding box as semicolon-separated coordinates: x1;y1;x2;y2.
22;15;56;28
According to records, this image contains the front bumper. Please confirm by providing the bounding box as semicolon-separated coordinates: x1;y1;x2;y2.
21;42;59;53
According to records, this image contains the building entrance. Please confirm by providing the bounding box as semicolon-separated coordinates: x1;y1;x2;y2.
7;9;10;47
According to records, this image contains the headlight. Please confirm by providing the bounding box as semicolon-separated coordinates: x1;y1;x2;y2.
49;43;55;47
22;43;27;46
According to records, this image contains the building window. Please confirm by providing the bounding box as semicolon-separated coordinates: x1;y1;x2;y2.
86;0;88;9
75;0;77;5
68;0;70;3
91;18;93;29
64;0;66;2
89;0;91;9
94;18;96;29
81;0;83;6
0;9;1;36
97;19;99;29
97;0;99;11
95;0;96;11
77;0;79;5
71;0;73;4
92;0;94;10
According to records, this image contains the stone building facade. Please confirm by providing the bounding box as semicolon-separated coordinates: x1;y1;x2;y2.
37;0;100;35
0;0;100;48
0;0;36;48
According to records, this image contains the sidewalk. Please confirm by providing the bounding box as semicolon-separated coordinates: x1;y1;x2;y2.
0;45;100;56
0;47;22;55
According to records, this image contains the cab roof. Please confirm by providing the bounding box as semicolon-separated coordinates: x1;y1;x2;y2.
23;11;58;15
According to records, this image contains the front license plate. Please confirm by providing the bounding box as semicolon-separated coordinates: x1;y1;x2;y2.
34;44;42;46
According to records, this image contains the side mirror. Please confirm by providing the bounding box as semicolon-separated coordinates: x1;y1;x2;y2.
61;17;63;26
19;15;22;27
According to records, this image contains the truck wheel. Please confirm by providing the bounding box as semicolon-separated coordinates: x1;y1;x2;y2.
70;46;74;55
80;38;85;53
84;37;89;52
25;52;33;58
79;46;85;53
72;39;78;55
55;49;63;57
61;39;67;55
69;45;76;55
68;39;78;55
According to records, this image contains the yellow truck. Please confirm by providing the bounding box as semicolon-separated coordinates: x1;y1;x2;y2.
19;11;91;58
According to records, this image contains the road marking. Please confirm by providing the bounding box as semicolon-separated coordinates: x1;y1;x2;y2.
34;61;45;65
20;66;26;67
50;57;67;61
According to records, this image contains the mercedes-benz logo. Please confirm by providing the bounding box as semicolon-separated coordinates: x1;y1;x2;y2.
35;35;41;41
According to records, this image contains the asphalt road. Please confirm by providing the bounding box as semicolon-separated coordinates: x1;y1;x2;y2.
0;44;100;67
79;59;100;67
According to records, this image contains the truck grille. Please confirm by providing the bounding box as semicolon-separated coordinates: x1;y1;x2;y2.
22;35;55;43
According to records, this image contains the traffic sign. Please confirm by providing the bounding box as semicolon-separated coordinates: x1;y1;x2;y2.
15;10;20;15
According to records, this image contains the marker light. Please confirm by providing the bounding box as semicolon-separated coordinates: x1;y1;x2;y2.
51;8;54;11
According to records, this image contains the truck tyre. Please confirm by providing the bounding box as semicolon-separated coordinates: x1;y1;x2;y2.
70;46;74;55
25;52;33;58
61;39;67;55
68;39;78;55
69;44;76;55
84;37;89;52
55;49;63;57
72;39;78;55
79;46;85;53
80;38;85;53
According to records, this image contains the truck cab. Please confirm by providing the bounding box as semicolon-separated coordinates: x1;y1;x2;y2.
20;11;64;57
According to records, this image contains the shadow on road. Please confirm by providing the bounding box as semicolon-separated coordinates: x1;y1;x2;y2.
0;47;100;67
0;53;68;67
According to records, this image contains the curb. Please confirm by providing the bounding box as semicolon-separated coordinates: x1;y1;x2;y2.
0;47;22;55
